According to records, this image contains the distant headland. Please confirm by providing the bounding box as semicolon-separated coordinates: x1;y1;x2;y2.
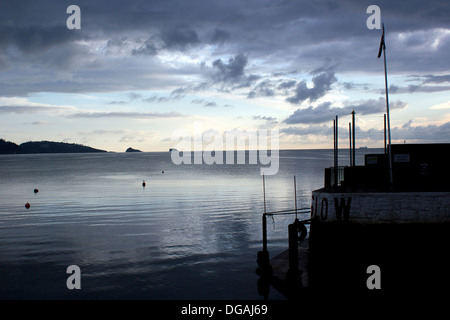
125;147;142;153
0;139;107;154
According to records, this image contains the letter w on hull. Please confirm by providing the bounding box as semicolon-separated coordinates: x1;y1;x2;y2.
334;197;351;221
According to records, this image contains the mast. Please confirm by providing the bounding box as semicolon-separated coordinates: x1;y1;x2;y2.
379;23;393;188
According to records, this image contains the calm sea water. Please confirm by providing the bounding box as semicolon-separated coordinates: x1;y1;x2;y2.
0;149;375;299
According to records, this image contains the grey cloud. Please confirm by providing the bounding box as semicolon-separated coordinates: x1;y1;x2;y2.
0;105;68;114
253;116;277;122
282;121;450;145
247;81;276;98
283;98;407;124
0;24;82;53
286;71;337;104
357;121;450;144
423;74;450;84
210;29;231;44
128;92;142;100
191;98;205;104
68;111;185;119
161;26;199;50
281;125;331;137
253;115;278;129
131;39;158;56
107;100;126;105
191;99;225;107
277;80;297;90
79;129;127;136
1;0;449;98
204;101;217;107
391;121;450;143
212;53;248;82
386;84;450;94
32;121;47;125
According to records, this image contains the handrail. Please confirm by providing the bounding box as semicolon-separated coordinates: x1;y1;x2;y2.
257;208;311;278
261;208;311;254
264;207;310;216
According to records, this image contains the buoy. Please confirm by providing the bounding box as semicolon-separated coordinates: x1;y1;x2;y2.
162;170;164;174
34;189;39;194
142;180;146;187
25;202;31;209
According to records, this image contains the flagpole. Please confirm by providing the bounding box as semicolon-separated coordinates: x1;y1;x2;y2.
380;23;393;188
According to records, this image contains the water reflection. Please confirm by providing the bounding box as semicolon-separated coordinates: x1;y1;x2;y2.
0;149;378;299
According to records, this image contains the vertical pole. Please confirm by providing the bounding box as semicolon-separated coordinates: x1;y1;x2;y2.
382;24;393;188
349;122;352;167
384;114;387;155
294;176;297;220
262;174;267;253
262;214;267;253
352;110;355;167
333;119;336;187
263;174;266;214
335;115;338;187
288;223;299;274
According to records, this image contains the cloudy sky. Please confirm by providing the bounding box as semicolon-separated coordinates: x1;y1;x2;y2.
1;0;449;152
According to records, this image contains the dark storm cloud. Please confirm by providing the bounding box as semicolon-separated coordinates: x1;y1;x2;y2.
210;29;231;44
286;71;337;104
283;98;407;124
161;26;200;50
0;0;449;97
212;54;248;82
0;25;82;53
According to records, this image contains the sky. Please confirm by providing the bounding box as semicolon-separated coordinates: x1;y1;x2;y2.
0;0;449;152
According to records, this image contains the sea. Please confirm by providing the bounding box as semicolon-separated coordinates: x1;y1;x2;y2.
0;149;376;300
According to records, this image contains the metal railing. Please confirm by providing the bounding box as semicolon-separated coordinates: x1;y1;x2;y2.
261;208;311;253
257;207;311;280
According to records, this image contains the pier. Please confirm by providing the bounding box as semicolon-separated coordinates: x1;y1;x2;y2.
256;143;450;298
256;208;311;299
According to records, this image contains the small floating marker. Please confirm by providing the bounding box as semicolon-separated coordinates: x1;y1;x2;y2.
25;202;31;209
162;170;164;174
34;189;39;194
142;180;146;187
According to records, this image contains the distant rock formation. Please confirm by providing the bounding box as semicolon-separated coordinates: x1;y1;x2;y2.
126;147;142;153
0;139;107;154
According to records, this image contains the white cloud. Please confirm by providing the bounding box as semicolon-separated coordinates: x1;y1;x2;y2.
430;101;450;110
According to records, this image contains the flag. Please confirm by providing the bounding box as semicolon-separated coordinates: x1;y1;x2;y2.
377;23;385;58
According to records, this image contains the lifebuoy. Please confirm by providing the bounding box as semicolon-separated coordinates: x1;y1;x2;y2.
293;219;307;242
